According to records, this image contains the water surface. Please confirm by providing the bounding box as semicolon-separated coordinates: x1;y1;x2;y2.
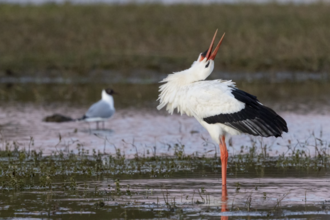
1;164;330;219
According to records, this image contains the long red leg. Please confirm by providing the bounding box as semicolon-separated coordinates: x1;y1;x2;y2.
219;135;228;186
221;185;228;220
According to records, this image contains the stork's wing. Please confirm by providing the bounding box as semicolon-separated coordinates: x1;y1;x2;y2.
188;80;288;137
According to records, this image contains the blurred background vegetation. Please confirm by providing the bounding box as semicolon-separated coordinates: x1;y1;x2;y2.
0;3;329;77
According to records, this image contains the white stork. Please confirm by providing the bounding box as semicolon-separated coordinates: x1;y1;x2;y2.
157;30;288;186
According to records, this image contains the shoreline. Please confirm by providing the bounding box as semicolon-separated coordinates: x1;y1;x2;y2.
0;106;328;157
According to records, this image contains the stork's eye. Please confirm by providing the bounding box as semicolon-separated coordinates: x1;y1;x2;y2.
205;61;210;68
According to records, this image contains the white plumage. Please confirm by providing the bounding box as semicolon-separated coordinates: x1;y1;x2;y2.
80;88;116;129
83;89;116;122
157;66;244;143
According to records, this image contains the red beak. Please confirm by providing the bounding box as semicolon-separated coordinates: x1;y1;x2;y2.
199;30;225;61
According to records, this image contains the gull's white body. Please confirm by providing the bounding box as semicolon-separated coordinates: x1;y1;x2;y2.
157;57;243;144
83;90;115;122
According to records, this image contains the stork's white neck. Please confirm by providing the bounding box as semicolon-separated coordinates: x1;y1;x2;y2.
157;57;215;115
102;90;115;109
166;59;214;84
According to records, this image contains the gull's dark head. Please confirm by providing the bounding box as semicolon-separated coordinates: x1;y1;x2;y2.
105;88;118;95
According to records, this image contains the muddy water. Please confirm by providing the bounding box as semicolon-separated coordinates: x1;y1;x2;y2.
1;80;330;112
1;171;330;219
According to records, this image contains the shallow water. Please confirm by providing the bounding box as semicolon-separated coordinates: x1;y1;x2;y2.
1;168;330;219
1;79;330;112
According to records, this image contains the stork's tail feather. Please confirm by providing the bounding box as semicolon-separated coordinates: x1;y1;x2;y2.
204;105;288;138
257;106;288;137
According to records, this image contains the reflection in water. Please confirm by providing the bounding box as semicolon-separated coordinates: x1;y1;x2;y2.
221;185;228;220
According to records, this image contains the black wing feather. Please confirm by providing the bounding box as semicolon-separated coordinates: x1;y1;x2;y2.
203;89;288;137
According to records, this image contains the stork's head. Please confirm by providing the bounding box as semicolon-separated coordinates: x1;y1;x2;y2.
190;30;225;81
157;31;225;113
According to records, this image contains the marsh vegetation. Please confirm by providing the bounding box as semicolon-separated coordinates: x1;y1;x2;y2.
0;3;330;76
0;136;329;218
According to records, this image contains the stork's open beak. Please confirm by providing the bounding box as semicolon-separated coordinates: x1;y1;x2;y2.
199;30;225;61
